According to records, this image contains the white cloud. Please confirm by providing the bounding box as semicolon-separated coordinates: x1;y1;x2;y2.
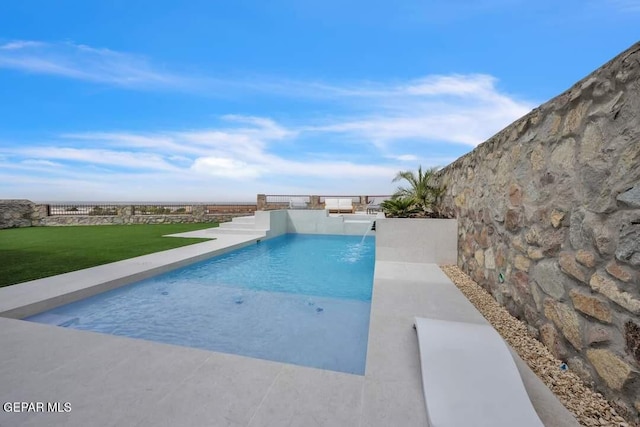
191;156;265;179
402;74;498;96
0;41;44;50
304;74;533;147
20;159;63;167
387;154;418;161
0;40;534;146
2;57;536;200
15;147;180;172
0;40;187;89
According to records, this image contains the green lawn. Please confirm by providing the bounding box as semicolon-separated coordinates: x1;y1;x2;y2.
0;223;217;287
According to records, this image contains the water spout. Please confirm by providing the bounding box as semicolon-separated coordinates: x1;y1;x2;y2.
360;220;374;245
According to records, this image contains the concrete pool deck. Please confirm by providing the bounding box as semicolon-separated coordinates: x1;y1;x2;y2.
0;217;580;426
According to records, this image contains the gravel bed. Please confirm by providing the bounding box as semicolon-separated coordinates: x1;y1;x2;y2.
440;265;632;427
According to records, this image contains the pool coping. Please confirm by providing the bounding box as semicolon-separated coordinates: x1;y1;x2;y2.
0;226;580;426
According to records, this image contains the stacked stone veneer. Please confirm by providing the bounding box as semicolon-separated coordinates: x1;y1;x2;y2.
0;201;249;229
437;42;640;419
0;200;41;229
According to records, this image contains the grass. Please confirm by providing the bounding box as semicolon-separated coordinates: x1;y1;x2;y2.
0;223;217;287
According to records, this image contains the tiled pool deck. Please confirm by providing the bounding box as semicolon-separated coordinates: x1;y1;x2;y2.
0;225;580;426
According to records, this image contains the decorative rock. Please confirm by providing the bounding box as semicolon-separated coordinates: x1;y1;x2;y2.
544;298;583;350
527;247;545;260
616;184;640;208
512;271;530;295
578;122;604;164
589;272;640;314
474;249;485;268
475;227;490;249
605;261;632;283
538;229;566;256
592;76;613;97
512;235;527;253
563;101;591;135
472;267;485;284
550;138;576;176
569;289;612;323
569;209;587;249
530;145;545;171
484;248;496;270
625;321;640;364
523;304;539;327
586;324;612;345
615;222;640;266
530;282;543;311
550;209;566;228
466;166;475;180
593;222;617;256
514;254;531;271
540;323;567;359
559;252;588;283
525;227;540;245
575;250;597;268
531;260;566;299
610;145;639;186
549;113;562;135
508;184;522;206
462;234;474;257
505;208;523;232
586;349;634;390
495;246;507;269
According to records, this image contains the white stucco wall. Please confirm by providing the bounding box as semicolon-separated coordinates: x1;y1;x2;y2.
375;218;458;264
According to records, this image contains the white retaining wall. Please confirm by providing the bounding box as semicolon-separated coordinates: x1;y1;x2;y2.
375;218;458;264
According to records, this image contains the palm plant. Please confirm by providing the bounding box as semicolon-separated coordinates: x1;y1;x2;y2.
391;166;446;217
380;197;420;218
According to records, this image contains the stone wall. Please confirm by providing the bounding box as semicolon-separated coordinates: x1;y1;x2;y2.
37;213;240;226
436;41;640;419
0;200;39;228
0;201;253;229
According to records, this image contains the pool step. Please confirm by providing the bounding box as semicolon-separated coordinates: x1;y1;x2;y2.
209;227;269;235
231;215;256;224
210;214;264;236
219;215;256;228
27;313;80;327
218;214;258;231
219;222;257;229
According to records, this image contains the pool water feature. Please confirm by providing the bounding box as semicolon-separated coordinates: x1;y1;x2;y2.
27;234;375;375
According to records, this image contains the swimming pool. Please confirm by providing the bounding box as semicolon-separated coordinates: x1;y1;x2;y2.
27;234;375;375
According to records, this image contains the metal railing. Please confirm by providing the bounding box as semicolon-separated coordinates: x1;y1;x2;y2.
133;205;193;215
265;195;310;204
45;203;257;217
264;195;311;210
48;204;120;216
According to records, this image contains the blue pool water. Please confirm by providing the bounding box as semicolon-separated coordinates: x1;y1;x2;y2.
27;234;375;374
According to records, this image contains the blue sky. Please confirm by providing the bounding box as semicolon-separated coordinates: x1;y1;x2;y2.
0;1;637;202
